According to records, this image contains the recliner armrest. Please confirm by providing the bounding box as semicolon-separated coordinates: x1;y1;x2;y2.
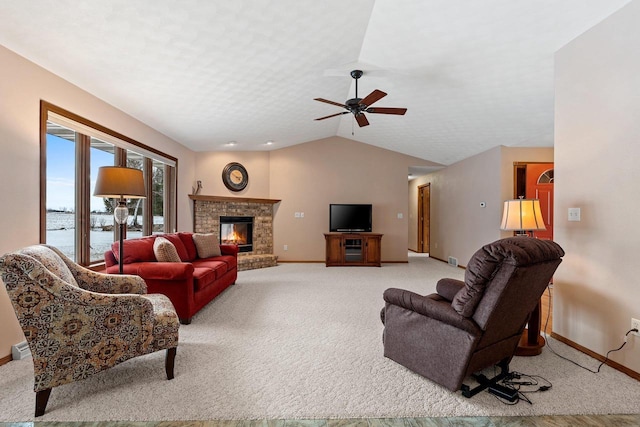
383;287;480;335
436;278;465;301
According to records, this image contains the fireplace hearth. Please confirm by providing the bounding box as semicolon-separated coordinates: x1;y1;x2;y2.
220;216;253;253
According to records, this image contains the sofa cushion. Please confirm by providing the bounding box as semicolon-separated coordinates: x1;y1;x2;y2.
153;237;181;263
178;232;198;261
193;267;217;291
192;233;222;258
160;234;189;261
192;259;229;279
216;255;237;271
112;236;156;264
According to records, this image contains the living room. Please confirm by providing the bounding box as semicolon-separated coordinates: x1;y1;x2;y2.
1;0;640;424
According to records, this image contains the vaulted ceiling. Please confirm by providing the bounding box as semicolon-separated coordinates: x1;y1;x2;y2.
0;0;630;170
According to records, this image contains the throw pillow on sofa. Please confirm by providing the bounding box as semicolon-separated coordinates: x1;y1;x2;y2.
192;233;222;258
153;236;181;262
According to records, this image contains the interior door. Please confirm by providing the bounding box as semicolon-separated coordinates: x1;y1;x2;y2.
525;163;554;240
418;184;430;253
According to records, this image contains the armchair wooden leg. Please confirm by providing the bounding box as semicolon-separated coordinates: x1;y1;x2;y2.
35;388;52;417
165;347;177;380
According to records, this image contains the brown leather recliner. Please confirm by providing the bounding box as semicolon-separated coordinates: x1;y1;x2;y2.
380;237;564;396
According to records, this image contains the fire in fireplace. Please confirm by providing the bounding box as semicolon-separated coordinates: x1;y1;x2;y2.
220;216;253;253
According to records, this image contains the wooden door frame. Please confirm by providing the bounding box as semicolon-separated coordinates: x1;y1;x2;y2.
417;183;430;253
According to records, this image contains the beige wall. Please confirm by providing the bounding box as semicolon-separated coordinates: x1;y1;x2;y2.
269;137;438;262
554;1;640;373
408;146;553;266
193;151;271;200
0;45;197;359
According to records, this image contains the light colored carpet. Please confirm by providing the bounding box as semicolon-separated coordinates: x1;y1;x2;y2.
1;256;639;421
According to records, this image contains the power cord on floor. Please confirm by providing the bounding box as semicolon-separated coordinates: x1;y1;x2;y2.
492;371;554;405
542;286;638;373
486;366;552;406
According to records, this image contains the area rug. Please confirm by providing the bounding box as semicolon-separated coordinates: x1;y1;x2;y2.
1;257;639;421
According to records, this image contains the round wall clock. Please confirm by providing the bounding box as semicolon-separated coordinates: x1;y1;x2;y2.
222;162;249;192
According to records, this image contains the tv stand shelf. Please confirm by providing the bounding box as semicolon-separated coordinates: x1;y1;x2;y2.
324;233;383;267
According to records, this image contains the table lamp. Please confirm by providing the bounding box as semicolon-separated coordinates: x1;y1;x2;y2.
94;166;146;274
500;197;546;236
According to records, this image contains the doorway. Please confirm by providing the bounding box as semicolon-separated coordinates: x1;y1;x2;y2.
417;183;430;253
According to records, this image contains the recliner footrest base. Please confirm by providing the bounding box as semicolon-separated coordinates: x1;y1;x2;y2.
460;360;511;399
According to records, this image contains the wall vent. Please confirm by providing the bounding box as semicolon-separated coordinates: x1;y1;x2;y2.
448;256;458;267
11;341;31;360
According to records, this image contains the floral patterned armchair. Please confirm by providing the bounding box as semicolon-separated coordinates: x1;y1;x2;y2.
0;245;179;417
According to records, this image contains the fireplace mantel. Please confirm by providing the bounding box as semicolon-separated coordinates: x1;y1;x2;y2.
189;194;281;204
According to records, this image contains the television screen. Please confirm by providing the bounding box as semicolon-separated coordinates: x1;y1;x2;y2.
329;204;372;232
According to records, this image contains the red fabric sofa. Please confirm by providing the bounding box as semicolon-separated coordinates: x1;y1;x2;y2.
104;232;238;324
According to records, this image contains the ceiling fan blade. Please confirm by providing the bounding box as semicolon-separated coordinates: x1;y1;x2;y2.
366;107;408;115
314;98;347;108
359;89;387;107
355;113;370;127
315;111;349;121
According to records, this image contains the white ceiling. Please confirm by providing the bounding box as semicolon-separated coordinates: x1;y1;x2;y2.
0;0;631;168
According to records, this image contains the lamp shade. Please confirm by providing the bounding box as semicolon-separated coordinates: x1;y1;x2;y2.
94;166;146;199
500;199;546;231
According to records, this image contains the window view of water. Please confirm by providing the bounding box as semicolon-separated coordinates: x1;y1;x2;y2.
46;212;164;262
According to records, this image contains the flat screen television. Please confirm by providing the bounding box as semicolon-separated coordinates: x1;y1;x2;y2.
329;204;372;232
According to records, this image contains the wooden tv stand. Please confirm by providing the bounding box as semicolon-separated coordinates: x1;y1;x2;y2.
324;233;383;267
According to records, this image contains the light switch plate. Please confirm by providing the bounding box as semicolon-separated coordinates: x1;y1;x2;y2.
568;207;581;222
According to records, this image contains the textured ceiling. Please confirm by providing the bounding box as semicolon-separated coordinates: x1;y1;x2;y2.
0;0;631;168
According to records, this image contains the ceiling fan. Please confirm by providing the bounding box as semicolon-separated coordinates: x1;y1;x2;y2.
314;70;407;127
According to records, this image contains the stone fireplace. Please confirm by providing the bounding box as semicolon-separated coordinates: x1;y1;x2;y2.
190;195;280;270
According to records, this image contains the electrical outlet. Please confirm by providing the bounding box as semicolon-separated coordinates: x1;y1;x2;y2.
631;318;640;336
284;245;288;251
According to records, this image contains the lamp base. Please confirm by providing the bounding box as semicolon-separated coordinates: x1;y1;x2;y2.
115;200;128;275
118;222;125;274
515;329;545;356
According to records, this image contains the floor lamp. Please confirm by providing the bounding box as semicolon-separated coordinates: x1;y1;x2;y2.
94;166;146;274
500;197;547;356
